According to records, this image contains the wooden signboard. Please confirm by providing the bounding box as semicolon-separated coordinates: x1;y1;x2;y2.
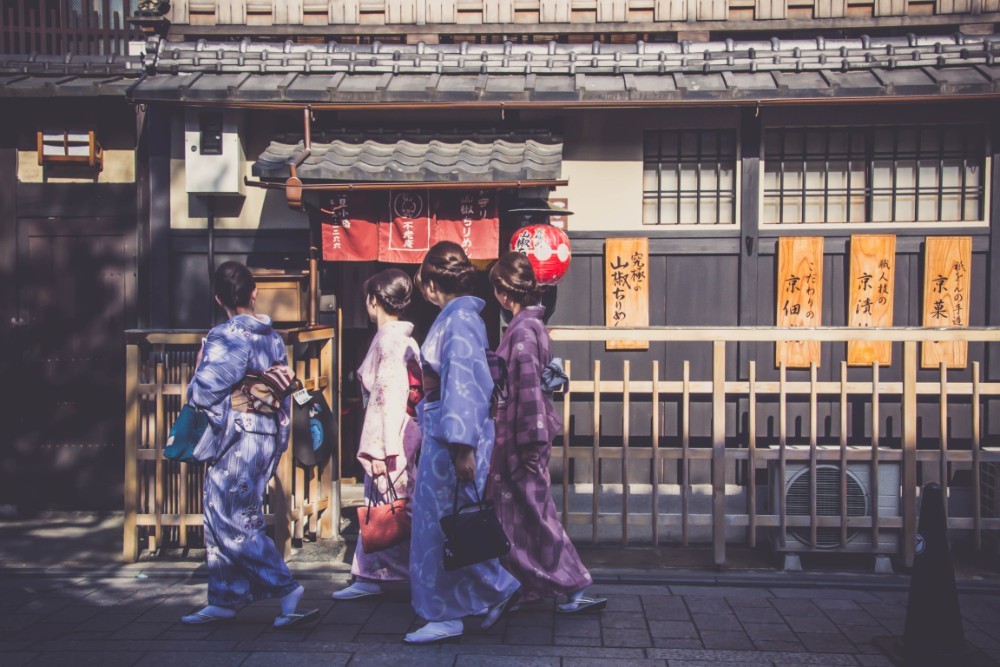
922;236;972;369
847;235;896;366
776;237;824;368
605;238;649;350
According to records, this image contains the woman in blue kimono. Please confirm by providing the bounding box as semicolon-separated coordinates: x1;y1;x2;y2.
180;261;317;628
404;242;521;645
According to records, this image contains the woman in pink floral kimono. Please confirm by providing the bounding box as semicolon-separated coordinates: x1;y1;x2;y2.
487;252;606;614
334;269;421;601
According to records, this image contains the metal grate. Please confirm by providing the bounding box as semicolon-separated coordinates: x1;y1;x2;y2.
786;465;870;549
763;124;986;225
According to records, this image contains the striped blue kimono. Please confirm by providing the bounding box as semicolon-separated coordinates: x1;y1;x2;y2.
410;296;520;622
188;313;298;607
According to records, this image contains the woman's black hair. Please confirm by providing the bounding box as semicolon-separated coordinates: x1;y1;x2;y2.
363;268;413;316
214;261;256;311
489;251;543;307
416;241;476;296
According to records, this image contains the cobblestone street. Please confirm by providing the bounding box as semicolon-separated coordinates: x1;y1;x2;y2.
2;573;998;666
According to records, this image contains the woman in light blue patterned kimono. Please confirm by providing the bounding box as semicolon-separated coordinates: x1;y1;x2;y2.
180;261;317;629
404;242;521;645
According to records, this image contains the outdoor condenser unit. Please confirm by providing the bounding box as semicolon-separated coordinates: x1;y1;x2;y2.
768;447;901;554
184;109;245;195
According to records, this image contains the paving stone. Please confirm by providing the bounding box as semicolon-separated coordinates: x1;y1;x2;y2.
770;598;824;617
554;617;600;637
353;633;408;645
454;656;559;666
752;639;805;652
302;624;362;643
837;623;885;644
27;651;144;666
601;611;648;629
876;618;904;635
74;611;143;633
553;635;602;647
360;613;415;634
0;615;42;632
344;650;454;666
647;620;699;639
0;654;37;667
642;598;691;621
698;630;752;650
691;613;741;631
504;624;553;645
823;609;879;627
563;659;665;667
741;622;797;642
603;595;643;612
796;631;856;653
12;623;81;642
859;603;906;620
506;610;554;628
786;614;840;634
856;656;894;666
651;637;704;649
733;606;783;624
724;596;773;609
109;622;167;640
683;598;732;615
602;628;651;648
241;652;351;666
813;598;863;612
648;648;859;664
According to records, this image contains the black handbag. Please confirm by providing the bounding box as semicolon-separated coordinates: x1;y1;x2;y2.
440;481;511;571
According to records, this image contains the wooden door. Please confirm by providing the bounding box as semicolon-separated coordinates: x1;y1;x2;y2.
13;218;136;510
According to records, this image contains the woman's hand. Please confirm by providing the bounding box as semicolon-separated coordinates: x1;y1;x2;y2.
453;446;476;482
370;459;387;477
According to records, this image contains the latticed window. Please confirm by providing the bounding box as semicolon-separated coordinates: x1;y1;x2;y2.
763;125;986;225
643;129;738;226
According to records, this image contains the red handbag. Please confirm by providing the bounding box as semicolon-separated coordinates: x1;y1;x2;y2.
359;473;411;554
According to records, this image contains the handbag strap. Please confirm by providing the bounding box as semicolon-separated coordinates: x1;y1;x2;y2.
452;478;486;515
364;470;406;524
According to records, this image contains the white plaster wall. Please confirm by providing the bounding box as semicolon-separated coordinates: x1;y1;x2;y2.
18;149;135;183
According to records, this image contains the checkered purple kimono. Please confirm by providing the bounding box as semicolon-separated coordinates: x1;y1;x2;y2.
487;306;592;602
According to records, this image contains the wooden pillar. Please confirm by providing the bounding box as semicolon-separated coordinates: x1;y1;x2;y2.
123;343;140;563
712;341;727;566
738;107;762;378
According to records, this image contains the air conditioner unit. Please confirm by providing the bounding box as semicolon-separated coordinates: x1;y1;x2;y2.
184;109;244;195
769;446;901;554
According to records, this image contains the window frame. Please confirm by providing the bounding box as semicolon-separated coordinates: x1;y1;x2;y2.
642;126;742;230
758;122;991;231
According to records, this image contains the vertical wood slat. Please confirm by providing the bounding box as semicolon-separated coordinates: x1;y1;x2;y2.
320;335;336;538
540;0;572;22
124;343;140;563
218;0;247;24
622;361;630;546
153;354;165;552
871;362;880;548
293;357;307;541
272;344;294;558
597;0;630;21
839;361;848;548
329;0;359;24
101;0;111;56
875;0;907;14
712;341;726;566
778;362;787;549
651;360;660;546
592;359;601;545
902;341;918;567
809;362;818;549
748;360;757;548
170;0;191;24
426;0;458;22
755;0;787;19
972;361;981;551
698;0;729;21
386;0;417;23
483;0;515;22
681;360;690;547
655;0;688;20
814;0;848;17
274;0;304;24
178;361;191;548
308;355;320;537
561;359;571;528
939;363;949;518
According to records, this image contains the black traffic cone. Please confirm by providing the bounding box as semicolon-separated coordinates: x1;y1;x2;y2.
875;483;991;666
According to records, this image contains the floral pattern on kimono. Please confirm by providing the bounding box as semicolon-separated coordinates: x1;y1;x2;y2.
352;320;421;582
188;314;298;607
487;306;592;602
409;296;520;622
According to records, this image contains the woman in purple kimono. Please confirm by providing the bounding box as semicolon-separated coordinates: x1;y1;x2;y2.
404;242;521;645
181;262;317;628
487;252;606;614
334;269;421;600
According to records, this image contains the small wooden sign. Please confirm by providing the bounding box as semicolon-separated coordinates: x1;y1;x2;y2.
848;235;896;366
922;236;972;369
605;238;649;350
776;237;824;368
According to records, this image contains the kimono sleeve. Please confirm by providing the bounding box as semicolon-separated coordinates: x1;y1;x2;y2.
188;325;249;430
508;326;553;450
438;310;492;449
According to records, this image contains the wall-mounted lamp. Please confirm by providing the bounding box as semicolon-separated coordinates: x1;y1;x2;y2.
36;130;103;170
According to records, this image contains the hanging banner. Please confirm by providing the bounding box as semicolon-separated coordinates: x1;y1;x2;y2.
848;235;896;367
434;190;500;260
379;190;433;264
922;236;972;369
605;238;649;351
776;237;824;368
320;192;380;262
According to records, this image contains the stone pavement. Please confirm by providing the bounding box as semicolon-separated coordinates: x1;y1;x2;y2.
1;573;999;666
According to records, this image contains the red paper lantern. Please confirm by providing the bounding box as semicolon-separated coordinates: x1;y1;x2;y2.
510;224;572;285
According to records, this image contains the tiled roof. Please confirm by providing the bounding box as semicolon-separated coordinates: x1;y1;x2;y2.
0;53;143;97
129;34;1000;104
252;130;563;182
